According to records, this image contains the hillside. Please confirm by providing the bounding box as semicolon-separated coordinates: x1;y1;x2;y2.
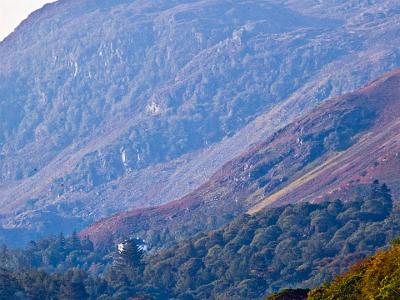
83;68;400;247
1;0;400;245
2;182;399;299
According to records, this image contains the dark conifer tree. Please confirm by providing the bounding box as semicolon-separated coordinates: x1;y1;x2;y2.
81;236;94;252
0;245;9;268
69;230;81;251
0;269;19;299
114;238;144;270
60;268;89;300
113;238;145;284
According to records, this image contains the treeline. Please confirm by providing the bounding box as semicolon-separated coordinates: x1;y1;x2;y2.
0;181;398;299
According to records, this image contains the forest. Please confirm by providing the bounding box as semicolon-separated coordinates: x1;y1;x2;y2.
0;181;398;299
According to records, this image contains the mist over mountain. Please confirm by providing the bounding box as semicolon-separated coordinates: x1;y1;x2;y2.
0;0;400;244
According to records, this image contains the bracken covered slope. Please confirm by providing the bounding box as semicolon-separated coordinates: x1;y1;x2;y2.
82;68;400;247
1;0;400;244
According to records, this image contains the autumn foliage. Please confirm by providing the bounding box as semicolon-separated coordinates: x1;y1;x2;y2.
308;241;400;299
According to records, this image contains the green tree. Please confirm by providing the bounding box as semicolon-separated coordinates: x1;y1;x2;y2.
113;238;145;283
0;269;19;299
60;268;89;300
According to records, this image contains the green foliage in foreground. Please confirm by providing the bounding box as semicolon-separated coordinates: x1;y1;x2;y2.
0;182;399;299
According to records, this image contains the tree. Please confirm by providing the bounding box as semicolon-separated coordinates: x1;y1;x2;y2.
81;236;94;252
113;238;145;281
267;288;310;300
0;269;19;299
60;268;89;300
57;233;66;250
0;245;9;268
69;230;81;251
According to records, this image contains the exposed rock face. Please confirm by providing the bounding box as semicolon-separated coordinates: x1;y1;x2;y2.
0;0;400;244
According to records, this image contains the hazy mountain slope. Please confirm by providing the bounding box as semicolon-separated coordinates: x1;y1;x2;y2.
83;68;400;247
1;0;400;244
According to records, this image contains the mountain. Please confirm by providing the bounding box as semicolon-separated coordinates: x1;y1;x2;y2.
82;68;400;247
1;0;400;244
